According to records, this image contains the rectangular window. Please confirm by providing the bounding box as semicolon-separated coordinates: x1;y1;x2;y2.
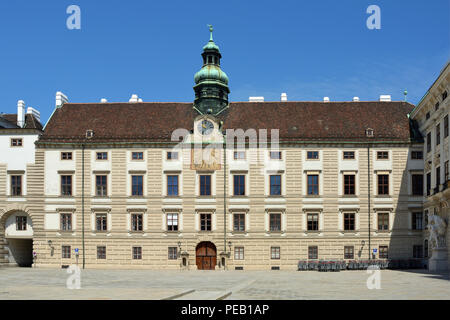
199;175;211;196
412;212;423;230
343;213;355;231
436;124;440;146
167;151;178;160
307;213;319;231
307;175;319;195
308;246;318;260
168;247;178;260
61;175;72;196
11;138;23;147
307;151;319;160
411;174;423;196
234;247;244;260
426;172;431;196
411;151;423;160
61;152;72;160
444;115;449;138
413;245;423;259
167;175;179;196
344;246;354;259
377;174;389;195
132;247;142;260
270;175;281;195
436;167;441;189
343;174;355;195
96;152;108;160
269;213;281;232
97;246;106;259
445;161;449;182
96;175;107;197
233;151;245;160
16;216;27;231
269;151;282;160
60;213;72;231
62;246;71;259
427;132;431;153
233;213;245;232
11;175;22;196
233;175;245;196
131;214;143;231
132;152;143;160
200;213;212;231
377;151;389;160
271;247;280;259
167;213;178;232
379;246;388;259
343;151;355;160
131;175;143;196
96;214;107;232
378;212;389;231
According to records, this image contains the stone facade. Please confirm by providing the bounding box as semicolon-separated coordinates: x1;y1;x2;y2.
410;62;450;271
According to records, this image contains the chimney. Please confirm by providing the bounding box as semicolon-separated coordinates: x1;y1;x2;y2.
17;100;25;128
26;107;41;123
379;95;391;102
55;91;68;108
281;93;287;102
129;94;139;103
100;98;108;103
249;96;264;102
323;97;330;102
353;97;360;102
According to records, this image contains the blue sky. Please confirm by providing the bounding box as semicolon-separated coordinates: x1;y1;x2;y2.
0;0;448;125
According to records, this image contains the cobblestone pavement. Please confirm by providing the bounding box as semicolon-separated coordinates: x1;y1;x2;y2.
0;267;448;300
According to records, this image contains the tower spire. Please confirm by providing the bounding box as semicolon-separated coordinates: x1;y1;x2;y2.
208;24;214;42
193;26;230;115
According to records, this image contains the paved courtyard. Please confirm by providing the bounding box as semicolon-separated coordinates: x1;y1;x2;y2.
0;267;448;300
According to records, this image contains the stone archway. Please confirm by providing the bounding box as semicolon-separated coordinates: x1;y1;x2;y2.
0;208;34;267
196;241;217;270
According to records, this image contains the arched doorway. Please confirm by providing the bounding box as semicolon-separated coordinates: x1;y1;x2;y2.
196;241;216;270
1;211;33;267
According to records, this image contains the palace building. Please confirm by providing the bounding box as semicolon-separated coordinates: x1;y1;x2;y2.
1;28;432;270
410;62;449;271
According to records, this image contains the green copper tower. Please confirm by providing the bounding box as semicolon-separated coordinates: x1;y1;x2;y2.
193;25;230;115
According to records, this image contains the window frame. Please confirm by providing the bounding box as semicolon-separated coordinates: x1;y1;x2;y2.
377;212;389;231
167;151;179;160
233;175;245;196
61;175;72;196
200;213;212;231
271;246;280;259
379;246;388;259
411;151;423;160
199;175;212;196
269;213;281;232
96;152;108;160
96;213;108;232
376;151;389;160
307;213;319;231
269;151;282;160
60;213;72;231
131;213;143;232
343;151;355;160
377;174;389;195
62;245;71;259
307;151;319;160
343;212;355;231
167;175;179;196
308;246;318;260
131;152;144;161
233;213;245;232
412;212;423;231
10;138;23;147
307;174;319;195
411;174;423;196
61;152;73;160
269;175;282;196
234;247;244;260
131;175;144;196
167;212;179;232
97;246;106;259
343;174;355;195
168;247;178;260
16;216;27;231
344;246;354;259
95;175;108;197
132;246;142;260
10;175;22;196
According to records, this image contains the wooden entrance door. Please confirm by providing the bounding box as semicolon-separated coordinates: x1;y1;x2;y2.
196;242;216;270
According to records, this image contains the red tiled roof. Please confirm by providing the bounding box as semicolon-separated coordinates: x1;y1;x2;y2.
38;101;416;143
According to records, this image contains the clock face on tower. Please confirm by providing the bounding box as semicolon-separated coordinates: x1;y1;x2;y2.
198;119;214;135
